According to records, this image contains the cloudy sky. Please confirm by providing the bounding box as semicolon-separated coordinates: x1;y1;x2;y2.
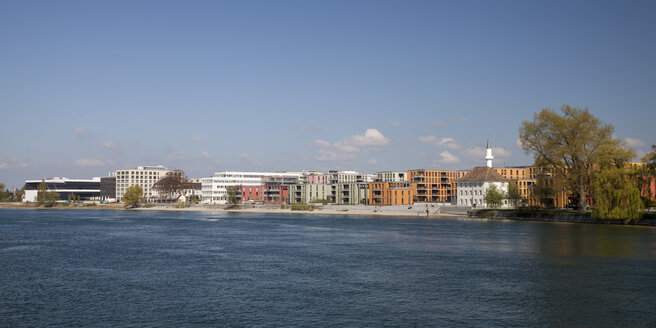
1;0;655;188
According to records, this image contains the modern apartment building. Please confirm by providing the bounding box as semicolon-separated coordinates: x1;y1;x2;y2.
289;184;331;204
373;171;407;182
301;171;326;184
201;171;301;205
369;182;415;205
114;166;177;202
326;171;369;205
406;169;458;203
24;177;101;202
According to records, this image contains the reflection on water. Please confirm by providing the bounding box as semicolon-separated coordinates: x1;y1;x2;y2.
0;209;654;327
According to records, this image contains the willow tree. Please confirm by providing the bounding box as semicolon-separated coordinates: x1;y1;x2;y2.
520;105;632;212
591;168;643;219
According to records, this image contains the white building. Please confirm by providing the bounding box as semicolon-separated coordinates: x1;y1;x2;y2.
456;140;509;208
374;171;408;182
201;171;301;205
115;165;176;202
24;177;101;202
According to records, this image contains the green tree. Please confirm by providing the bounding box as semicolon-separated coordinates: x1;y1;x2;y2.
591;168;643;219
642;145;656;171
507;181;526;208
484;184;505;209
226;186;240;208
0;182;8;202
632;145;656;206
520;105;633;212
123;185;143;208
36;180;60;206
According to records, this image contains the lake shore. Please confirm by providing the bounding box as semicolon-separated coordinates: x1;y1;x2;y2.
0;202;468;218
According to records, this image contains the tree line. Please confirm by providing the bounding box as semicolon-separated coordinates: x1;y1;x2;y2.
519;105;655;219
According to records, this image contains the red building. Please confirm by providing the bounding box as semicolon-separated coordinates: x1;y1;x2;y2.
264;185;289;205
240;186;264;204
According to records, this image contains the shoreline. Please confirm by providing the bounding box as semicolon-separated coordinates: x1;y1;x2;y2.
0;203;467;219
2;203;654;226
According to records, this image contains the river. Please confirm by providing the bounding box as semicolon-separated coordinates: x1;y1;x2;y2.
1;209;655;327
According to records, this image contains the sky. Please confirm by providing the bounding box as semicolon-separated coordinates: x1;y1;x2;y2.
1;0;655;188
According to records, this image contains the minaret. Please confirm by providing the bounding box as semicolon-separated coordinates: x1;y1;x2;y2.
485;138;494;167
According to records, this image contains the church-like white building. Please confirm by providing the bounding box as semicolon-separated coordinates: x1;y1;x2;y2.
457;139;509;208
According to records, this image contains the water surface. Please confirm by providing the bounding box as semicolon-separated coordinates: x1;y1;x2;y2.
1;209;655;327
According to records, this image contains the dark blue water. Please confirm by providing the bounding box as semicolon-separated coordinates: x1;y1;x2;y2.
1;209;655;327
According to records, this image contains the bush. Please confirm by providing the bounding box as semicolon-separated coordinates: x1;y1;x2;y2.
291;204;315;211
310;199;332;204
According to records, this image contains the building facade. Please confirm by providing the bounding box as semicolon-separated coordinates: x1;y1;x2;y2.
457;166;509;208
373;171;407;182
289;184;331;204
406;169;458;203
326;171;369;205
369;182;415;205
114;166;174;202
100;177;116;201
201;171;301;205
24;177;101;202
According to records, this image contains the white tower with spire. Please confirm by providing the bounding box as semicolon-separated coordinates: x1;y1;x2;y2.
485;138;494;167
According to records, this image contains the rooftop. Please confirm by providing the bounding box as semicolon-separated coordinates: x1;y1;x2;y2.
458;166;508;182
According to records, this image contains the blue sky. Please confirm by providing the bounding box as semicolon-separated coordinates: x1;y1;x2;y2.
1;0;655;188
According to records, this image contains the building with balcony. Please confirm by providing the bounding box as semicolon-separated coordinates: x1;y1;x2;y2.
326;171;369;204
373;171;407;182
201;171;301;205
406;169;458;203
369;182;415;205
289;184;331;204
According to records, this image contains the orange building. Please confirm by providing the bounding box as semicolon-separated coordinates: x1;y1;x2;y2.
406;170;458;203
369;182;415;205
493;166;570;208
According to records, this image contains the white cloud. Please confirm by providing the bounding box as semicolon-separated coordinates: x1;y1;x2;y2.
340;129;390;147
312;129;389;162
200;151;211;159
456;117;471;123
236;153;249;158
314;149;356;161
72;127;88;134
366;158;378;165
436;151;460;164
462;147;511;159
190;137;205;142
430;120;449;127
101;141;117;149
419;135;460;150
516;138;523;149
314;139;332;147
390;121;401;127
624;137;646;148
0;159;31;170
298;124;321;132
494;147;512;158
74;158;112;167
